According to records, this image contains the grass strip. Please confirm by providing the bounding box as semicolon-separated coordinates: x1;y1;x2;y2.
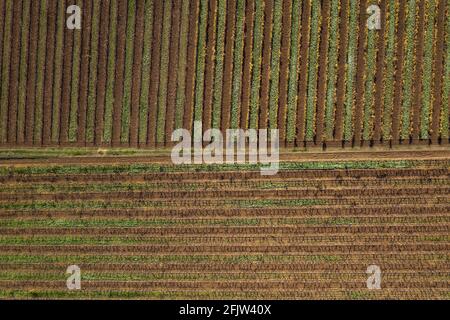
248;0;264;129
441;3;450;139
267;0;283;129
86;1;101;143
68;0;82;142
0;253;348;264
0;0;12;143
0;160;426;176
0;214;342;228
305;0;322;140
138;0;154;143
0;271;328;281
420;0;436;139
382;0;397;140
400;0;417;139
343;0;359;141
0;215;443;227
174;0;191;129
120;0;136;143
16;2;31;143
51;0;65;142
33;0;49;143
324;0;340;140
192;0;209;125
285;0;301;140
230;0;246;128
103;0;118;143
155;0;172;143
362;22;378;140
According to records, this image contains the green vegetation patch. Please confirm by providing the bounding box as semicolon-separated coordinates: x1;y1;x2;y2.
0;160;425;176
249;0;264;130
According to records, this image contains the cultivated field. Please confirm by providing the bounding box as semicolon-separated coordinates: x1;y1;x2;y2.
0;0;449;301
0;149;448;299
0;0;448;148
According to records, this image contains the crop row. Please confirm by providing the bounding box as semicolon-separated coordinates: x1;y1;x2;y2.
1;1;449;147
0;177;448;193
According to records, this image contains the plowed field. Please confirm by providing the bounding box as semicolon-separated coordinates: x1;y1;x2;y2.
0;149;448;299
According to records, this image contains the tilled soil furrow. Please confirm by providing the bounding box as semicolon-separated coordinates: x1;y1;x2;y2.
1;186;448;201
1;167;447;183
1;243;448;254
1;204;447;219
2;261;448;273
0;279;447;291
1;224;444;236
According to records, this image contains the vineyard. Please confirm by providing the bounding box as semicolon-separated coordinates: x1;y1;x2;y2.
0;0;448;148
0;149;448;299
